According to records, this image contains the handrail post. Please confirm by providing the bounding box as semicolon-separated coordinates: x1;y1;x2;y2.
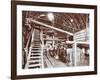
40;30;44;68
25;29;34;68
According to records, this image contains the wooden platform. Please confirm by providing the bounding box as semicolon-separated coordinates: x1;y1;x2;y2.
43;52;71;68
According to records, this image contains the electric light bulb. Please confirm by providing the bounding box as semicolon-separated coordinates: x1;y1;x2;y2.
47;13;54;21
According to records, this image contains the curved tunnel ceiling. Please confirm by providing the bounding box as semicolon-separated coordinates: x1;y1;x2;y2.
23;11;89;33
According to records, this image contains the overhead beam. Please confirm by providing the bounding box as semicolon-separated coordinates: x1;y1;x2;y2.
27;18;73;36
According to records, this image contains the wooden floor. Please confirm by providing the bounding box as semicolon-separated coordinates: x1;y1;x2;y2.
43;51;89;68
43;52;71;68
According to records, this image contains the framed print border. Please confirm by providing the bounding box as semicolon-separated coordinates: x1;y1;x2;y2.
11;1;97;80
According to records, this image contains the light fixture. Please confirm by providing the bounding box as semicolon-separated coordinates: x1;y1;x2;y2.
47;13;54;21
70;19;73;22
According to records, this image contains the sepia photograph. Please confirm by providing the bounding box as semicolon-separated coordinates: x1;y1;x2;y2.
11;1;97;79
22;11;90;69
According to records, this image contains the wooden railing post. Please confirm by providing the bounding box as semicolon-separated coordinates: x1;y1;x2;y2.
40;30;44;68
25;29;34;68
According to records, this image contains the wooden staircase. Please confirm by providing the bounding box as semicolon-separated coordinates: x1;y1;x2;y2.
26;29;43;69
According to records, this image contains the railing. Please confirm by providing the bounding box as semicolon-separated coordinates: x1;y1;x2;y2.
24;29;34;68
40;30;44;68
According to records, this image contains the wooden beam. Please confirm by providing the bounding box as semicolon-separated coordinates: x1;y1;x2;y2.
27;18;73;36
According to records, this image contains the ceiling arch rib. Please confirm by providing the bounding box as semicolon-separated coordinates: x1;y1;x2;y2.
63;13;75;31
65;14;79;32
67;13;80;32
54;14;73;32
76;14;85;30
24;11;89;34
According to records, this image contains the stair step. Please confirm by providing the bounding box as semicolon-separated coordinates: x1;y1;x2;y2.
33;40;41;43
28;66;40;69
33;42;41;44
34;41;40;42
32;46;41;48
34;42;40;43
31;53;41;55
31;53;41;54
33;46;40;47
31;50;41;52
30;58;40;60
28;64;41;67
32;48;41;50
34;42;41;45
29;62;40;65
28;60;41;63
30;56;41;58
32;47;41;49
34;40;41;42
33;44;41;47
31;52;41;54
33;42;40;44
31;51;41;53
30;54;41;56
32;43;41;45
33;44;40;46
31;52;40;55
30;55;41;57
34;43;41;44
